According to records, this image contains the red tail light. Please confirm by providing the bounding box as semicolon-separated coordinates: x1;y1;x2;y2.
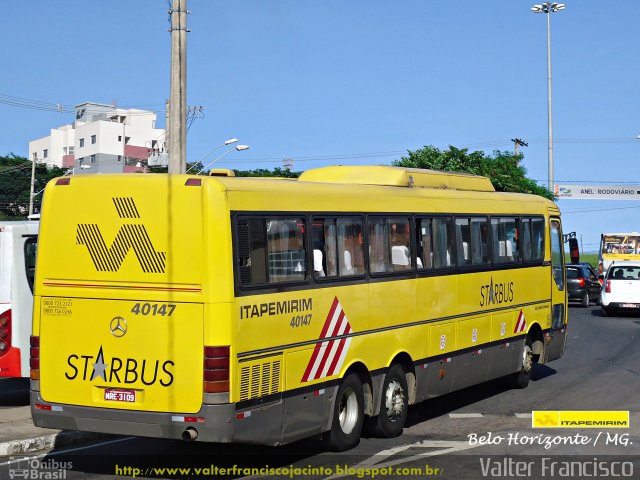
30;335;40;380
204;346;229;393
578;277;586;288
605;280;611;293
0;310;12;356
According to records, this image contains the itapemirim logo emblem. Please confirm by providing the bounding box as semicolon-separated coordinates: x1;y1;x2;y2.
76;197;166;273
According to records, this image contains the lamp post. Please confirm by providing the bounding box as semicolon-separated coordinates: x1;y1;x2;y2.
186;138;238;173
531;2;565;194
197;144;250;175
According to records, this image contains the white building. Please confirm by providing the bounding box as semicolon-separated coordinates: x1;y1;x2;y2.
28;102;165;174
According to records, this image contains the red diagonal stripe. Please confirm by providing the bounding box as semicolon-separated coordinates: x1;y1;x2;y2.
327;325;351;376
301;297;340;382
313;310;347;380
319;297;340;339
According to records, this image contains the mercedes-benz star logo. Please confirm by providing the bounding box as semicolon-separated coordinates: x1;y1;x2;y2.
109;317;127;338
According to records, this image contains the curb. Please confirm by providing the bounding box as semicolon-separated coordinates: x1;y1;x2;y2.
0;431;110;456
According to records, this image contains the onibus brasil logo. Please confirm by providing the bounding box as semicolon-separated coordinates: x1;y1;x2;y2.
76;197;166;273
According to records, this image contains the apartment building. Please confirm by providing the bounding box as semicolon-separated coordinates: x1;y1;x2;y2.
28;102;165;174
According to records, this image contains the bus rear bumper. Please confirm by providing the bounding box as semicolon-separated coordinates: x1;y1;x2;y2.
30;390;275;444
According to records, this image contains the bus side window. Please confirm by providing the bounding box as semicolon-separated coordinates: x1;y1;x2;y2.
416;218;433;269
313;217;363;278
521;218;533;261
531;218;545;261
455;218;471;266
491;217;520;264
368;217;412;274
237;217;307;287
434;217;453;267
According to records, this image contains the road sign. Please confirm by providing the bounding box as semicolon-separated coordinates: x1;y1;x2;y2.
555;184;640;200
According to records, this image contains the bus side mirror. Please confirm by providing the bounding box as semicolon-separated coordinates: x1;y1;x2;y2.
568;238;579;264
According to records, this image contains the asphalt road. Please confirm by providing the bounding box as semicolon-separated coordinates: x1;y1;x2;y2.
2;305;639;479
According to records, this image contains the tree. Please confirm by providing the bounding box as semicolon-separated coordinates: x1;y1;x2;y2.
233;167;299;178
392;145;554;200
0;154;67;219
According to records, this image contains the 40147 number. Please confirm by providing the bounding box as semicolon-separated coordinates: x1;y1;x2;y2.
131;303;176;316
290;314;312;328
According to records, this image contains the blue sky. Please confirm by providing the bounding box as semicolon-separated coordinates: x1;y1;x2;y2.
2;1;639;252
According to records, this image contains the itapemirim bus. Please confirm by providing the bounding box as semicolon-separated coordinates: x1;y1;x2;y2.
31;166;567;451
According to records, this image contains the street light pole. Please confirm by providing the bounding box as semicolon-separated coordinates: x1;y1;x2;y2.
186;138;238;173
197;145;250;175
28;155;36;216
531;2;565;194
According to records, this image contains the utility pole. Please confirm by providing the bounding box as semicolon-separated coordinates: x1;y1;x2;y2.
510;138;528;157
168;0;189;174
28;155;36;216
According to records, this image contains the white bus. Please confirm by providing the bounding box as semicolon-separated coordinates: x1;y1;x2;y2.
0;221;39;378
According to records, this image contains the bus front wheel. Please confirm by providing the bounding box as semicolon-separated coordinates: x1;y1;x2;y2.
511;335;533;389
368;364;408;438
323;372;364;451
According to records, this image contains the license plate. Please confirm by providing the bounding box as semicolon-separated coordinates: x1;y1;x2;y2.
621;303;639;308
104;388;136;403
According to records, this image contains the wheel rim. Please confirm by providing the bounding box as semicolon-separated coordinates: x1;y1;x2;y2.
522;343;533;373
384;379;405;422
338;387;358;434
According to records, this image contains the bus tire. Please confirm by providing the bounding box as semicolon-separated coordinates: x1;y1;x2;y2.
369;364;408;438
511;335;533;389
323;372;364;451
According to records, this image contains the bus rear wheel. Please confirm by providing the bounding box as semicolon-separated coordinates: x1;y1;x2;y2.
511;335;533;389
368;364;408;438
323;372;364;451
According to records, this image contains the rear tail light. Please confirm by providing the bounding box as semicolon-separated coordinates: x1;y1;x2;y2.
0;310;11;356
605;280;611;293
578;277;586;288
30;335;40;380
204;346;229;393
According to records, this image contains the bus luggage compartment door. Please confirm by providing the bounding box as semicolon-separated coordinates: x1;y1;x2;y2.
39;297;203;414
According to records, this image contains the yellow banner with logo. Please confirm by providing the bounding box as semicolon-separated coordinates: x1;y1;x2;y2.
532;411;629;428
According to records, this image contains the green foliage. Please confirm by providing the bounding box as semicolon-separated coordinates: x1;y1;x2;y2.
393;145;554;200
233;167;299;178
0;154;67;218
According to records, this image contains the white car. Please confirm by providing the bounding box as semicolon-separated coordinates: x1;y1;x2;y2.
601;261;640;316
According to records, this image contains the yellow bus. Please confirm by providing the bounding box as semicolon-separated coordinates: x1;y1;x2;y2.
30;166;567;451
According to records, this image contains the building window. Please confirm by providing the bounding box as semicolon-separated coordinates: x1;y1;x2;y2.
32;153;38;161
78;157;84;166
63;147;67;155
90;154;96;164
117;155;122;162
43;149;48;158
79;138;85;147
69;146;74;155
91;135;96;144
118;135;122;142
